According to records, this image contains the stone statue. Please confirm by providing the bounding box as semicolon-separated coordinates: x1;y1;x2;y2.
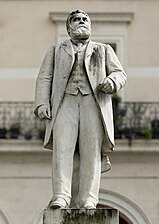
34;10;127;210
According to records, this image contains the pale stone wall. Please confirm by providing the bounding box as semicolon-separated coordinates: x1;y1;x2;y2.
0;140;158;224
0;0;159;101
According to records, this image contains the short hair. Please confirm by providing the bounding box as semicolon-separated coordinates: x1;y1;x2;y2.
66;10;91;34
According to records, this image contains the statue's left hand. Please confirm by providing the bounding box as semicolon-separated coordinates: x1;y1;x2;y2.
98;78;115;94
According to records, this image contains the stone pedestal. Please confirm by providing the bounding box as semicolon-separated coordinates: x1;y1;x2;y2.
43;208;119;224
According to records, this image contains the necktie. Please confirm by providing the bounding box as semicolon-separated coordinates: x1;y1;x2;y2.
77;42;83;52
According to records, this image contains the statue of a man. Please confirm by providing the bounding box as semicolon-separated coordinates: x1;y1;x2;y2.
34;10;126;209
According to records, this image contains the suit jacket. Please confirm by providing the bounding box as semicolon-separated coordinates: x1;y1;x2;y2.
34;39;126;156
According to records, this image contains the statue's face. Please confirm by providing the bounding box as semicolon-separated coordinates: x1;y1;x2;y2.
68;13;91;41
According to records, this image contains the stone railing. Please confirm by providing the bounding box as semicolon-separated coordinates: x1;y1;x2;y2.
114;102;159;142
0;101;159;141
0;102;45;140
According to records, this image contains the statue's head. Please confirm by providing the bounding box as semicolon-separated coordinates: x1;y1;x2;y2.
66;10;91;41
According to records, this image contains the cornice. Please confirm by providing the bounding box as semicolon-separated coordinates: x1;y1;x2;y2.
49;12;134;24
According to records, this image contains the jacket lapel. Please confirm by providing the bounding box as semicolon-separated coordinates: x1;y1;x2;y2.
61;39;75;59
84;41;95;86
61;40;75;79
85;40;94;59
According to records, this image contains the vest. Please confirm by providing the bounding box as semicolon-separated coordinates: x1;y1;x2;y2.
65;44;92;95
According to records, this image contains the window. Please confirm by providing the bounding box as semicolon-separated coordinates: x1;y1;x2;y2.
108;43;117;53
99;189;151;224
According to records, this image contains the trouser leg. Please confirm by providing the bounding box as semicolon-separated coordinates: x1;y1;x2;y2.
78;94;104;207
52;94;79;205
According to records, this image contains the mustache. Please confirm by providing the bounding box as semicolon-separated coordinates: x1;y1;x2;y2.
77;25;89;29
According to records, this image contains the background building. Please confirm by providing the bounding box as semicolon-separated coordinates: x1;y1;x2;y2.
0;1;159;224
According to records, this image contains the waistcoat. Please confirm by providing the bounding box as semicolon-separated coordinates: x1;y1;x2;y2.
65;44;92;95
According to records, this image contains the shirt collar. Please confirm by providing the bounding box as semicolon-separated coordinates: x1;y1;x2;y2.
70;39;90;46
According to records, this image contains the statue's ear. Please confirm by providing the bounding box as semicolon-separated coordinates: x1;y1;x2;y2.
67;28;70;35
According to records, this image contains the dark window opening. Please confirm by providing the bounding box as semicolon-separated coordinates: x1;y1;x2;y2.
107;43;117;53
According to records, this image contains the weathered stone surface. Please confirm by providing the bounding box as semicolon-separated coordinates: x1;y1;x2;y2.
34;9;126;209
43;208;119;224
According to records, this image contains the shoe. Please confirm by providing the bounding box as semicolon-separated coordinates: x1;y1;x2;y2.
84;202;96;209
49;198;68;209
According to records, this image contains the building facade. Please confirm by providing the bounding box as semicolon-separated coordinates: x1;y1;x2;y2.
0;0;159;102
0;0;159;224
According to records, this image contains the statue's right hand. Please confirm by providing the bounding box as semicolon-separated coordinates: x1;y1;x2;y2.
37;105;51;120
